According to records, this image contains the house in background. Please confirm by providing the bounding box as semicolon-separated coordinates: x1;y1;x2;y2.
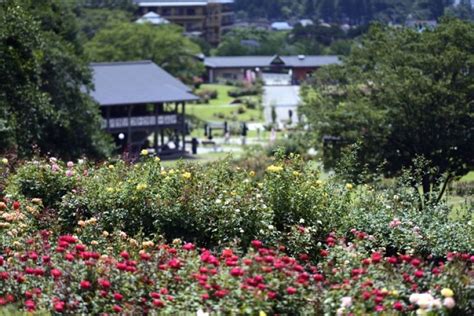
202;55;341;84
271;21;293;31
133;0;235;45
135;11;170;25
89;61;198;157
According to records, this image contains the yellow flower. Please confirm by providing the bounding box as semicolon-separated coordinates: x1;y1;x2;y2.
182;172;192;180
316;180;323;186
1;158;8;165
391;290;399;297
108;164;114;170
266;165;283;173
106;187;114;193
259;312;267;316
129;239;139;247
78;220;86;227
91;240;98;245
160;170;167;176
102;231;109;237
441;288;454;297
249;171;256;177
141;149;149;156
154;157;161;162
293;171;301;176
346;183;353;190
136;183;148;191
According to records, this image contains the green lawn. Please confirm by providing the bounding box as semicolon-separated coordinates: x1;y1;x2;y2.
460;171;474;182
188;84;264;123
194;84;235;106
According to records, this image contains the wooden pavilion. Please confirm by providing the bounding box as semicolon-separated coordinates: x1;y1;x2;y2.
89;61;198;157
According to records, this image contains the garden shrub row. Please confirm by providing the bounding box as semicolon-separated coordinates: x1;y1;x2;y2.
0;155;472;314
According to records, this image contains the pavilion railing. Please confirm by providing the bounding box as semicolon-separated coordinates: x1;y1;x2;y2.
102;114;181;130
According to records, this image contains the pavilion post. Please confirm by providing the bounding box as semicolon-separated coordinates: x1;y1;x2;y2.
182;102;186;152
154;103;159;154
127;105;133;147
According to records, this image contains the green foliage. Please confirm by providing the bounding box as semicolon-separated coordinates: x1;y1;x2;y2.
5;155;472;257
0;0;112;159
302;19;474;199
85;23;204;81
234;0;463;23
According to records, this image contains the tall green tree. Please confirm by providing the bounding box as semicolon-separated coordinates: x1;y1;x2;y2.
0;0;112;159
301;19;474;203
85;23;203;82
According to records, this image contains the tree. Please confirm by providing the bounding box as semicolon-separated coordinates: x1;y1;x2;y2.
85;23;203;82
301;19;474;204
0;0;112;159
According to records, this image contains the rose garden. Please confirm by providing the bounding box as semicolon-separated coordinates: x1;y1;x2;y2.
0;155;472;315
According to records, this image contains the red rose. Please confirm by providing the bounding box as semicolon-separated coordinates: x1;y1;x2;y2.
13;201;20;210
120;251;129;260
201;293;209;300
150;292;160;299
371;252;382;263
51;269;62;279
152;299;164;307
140;252;151;261
362;291;372;300
0;272;8;280
414;270;424;278
411;258;421;267
99;279;111;289
80;280;91;290
286;287;297;295
387;257;398;264
25;299;35;311
320;249;329;257
64;253;74;262
313;273;324;282
375;305;384;312
251;240;263;249
54;301;65;312
393;301;403;311
183;243;195;251
267;291;277;299
116;262;127;271
112;305;122;312
230;267;244;277
113;293;123;301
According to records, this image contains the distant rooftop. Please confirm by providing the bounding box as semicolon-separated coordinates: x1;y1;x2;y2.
133;0;233;6
271;22;293;31
204;55;341;69
90;61;197;106
136;12;170;25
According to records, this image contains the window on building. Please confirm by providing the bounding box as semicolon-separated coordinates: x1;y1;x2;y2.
187;8;195;15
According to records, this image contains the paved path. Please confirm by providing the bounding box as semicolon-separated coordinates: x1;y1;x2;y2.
262;85;301;128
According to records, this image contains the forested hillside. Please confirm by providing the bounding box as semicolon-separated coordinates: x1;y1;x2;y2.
235;0;465;23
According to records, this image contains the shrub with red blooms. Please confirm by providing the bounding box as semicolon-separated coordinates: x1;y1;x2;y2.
0;231;471;315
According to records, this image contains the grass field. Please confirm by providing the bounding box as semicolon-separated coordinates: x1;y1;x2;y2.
460;171;474;182
188;84;264;123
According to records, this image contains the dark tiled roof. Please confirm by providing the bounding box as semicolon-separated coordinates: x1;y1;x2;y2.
90;61;198;106
204;55;341;69
133;0;233;6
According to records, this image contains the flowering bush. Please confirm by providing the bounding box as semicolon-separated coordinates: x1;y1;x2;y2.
4;155;473;256
0;219;471;314
1;155;473;313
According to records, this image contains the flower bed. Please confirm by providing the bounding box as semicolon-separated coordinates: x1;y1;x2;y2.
0;221;471;314
0;156;473;314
